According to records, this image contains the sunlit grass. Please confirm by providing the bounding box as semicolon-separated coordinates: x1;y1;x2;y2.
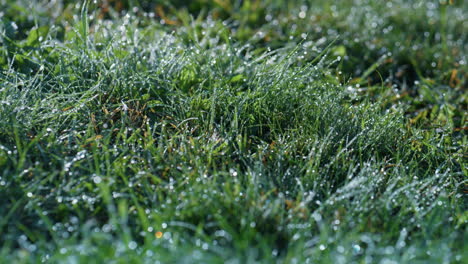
0;0;466;263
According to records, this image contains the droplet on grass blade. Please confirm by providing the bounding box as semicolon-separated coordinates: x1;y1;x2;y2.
128;241;137;250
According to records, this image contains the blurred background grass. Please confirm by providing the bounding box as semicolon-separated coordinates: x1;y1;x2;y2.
1;0;466;127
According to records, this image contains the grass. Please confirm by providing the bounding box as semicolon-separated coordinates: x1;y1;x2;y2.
0;0;466;263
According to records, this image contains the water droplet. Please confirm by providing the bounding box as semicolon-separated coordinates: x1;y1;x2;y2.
202;243;209;250
128;241;137;250
352;244;361;253
337;245;345;253
93;176;102;184
299;11;306;19
229;168;238;177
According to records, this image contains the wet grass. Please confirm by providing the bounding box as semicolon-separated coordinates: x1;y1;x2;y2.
0;0;466;263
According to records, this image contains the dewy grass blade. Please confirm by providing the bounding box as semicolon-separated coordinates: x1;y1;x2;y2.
80;0;90;49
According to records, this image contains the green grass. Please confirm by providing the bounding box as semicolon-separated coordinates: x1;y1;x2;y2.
0;0;466;263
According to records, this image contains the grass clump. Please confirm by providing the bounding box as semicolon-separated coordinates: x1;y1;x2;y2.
0;0;466;263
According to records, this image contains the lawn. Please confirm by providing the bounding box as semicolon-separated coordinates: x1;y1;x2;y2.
0;0;466;263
